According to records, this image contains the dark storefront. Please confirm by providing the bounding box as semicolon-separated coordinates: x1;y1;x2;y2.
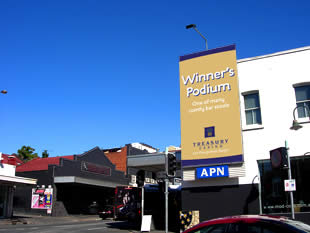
181;182;260;221
14;147;129;216
55;183;114;214
258;155;310;224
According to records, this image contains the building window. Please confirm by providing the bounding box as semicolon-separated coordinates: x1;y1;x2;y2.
243;92;262;125
294;84;310;118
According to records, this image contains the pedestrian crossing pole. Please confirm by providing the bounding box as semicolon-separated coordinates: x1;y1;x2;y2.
285;140;295;219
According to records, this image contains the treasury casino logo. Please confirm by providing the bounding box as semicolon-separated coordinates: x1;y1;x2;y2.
192;126;229;149
205;126;215;138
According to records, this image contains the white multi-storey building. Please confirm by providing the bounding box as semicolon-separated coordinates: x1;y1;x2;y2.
181;46;310;223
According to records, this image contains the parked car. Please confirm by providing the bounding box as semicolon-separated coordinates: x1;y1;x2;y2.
183;215;310;233
98;205;114;220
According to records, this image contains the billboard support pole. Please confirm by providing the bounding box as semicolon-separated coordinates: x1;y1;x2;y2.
185;24;208;50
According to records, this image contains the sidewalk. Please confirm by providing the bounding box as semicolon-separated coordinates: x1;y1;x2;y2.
0;213;176;232
0;213;101;226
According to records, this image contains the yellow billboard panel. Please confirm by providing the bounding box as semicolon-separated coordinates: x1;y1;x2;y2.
179;45;243;167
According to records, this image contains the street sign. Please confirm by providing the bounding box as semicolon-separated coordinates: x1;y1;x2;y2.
141;215;152;232
285;179;296;192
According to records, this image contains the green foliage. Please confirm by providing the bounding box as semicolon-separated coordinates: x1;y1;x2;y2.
17;146;39;162
42;150;49;158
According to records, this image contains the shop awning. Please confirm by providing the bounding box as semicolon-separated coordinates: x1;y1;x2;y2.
54;176;125;188
0;174;37;185
127;153;166;172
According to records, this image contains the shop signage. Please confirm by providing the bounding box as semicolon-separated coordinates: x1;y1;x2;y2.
81;161;111;176
196;165;229;179
284;179;296;191
179;45;243;167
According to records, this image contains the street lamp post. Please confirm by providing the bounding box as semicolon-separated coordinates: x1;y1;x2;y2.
290;105;310;130
186;24;208;50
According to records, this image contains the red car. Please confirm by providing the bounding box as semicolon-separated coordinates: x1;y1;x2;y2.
184;215;310;233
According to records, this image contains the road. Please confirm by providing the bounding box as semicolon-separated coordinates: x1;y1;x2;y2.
0;220;140;233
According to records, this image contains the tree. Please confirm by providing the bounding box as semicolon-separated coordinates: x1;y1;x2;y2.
17;146;39;162
42;150;49;158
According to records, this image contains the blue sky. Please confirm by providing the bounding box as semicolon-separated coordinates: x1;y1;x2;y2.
1;0;310;156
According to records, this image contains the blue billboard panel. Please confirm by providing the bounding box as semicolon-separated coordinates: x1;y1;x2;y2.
196;165;229;179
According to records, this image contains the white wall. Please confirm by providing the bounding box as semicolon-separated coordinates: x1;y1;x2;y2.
0;152;16;176
131;142;157;153
238;46;310;185
0;163;16;176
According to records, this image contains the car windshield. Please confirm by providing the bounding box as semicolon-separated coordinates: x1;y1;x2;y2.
284;219;310;233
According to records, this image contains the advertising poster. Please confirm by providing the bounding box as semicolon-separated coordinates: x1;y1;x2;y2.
45;194;52;208
179;45;243;167
31;187;53;210
179;210;199;231
31;195;39;208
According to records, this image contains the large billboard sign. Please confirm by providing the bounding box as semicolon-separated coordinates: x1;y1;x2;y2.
179;45;243;167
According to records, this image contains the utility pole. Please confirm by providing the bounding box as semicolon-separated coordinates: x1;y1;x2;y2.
142;185;144;216
285;140;295;219
165;148;169;233
164;148;177;233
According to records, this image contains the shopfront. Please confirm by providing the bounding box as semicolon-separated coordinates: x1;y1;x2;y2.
14;147;128;216
0;153;37;218
0;185;12;217
0;177;37;218
258;155;310;223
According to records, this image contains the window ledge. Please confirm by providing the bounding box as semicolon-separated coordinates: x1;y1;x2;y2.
298;119;310;124
242;125;264;132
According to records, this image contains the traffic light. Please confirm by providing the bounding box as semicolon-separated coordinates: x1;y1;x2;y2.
136;170;145;187
270;147;288;169
166;153;177;176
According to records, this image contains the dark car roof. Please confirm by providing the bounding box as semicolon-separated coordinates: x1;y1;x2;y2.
184;215;290;233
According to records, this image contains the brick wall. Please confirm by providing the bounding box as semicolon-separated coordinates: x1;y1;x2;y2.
105;146;128;174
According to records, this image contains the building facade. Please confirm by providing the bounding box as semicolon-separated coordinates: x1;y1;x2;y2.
181;46;310;223
0;153;36;218
14;147;128;216
13;143;155;216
